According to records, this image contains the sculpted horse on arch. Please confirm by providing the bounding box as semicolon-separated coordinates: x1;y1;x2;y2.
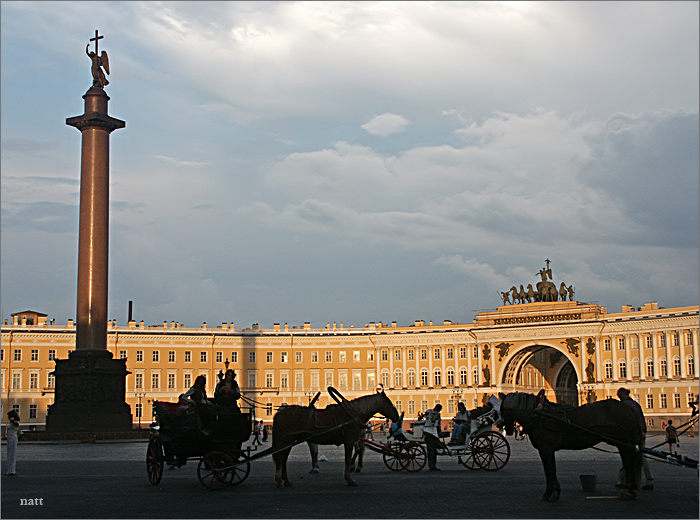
499;391;643;502
271;388;400;487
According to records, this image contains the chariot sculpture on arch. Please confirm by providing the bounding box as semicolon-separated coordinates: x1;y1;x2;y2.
86;30;110;88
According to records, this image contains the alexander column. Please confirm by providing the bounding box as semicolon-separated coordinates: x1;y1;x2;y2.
46;31;132;433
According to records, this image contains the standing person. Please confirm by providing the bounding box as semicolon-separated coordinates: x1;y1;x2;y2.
5;410;20;476
665;420;679;455
262;425;269;442
616;387;654;490
214;369;241;412
253;420;263;445
422;404;443;471
448;402;470;446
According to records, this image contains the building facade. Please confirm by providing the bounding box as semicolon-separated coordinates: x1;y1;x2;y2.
1;301;698;433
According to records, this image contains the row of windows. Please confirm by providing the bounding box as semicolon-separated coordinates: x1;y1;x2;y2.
602;332;694;351
603;355;696;379
643;392;696;410
379;366;480;388
380;346;479;362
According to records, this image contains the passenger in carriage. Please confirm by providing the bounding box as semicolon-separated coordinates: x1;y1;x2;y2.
214;369;242;412
448;402;470;446
183;375;215;433
423;404;443;471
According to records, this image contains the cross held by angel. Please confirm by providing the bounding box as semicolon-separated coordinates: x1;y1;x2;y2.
86;30;110;88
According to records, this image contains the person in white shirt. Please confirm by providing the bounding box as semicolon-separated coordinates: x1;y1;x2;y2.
423;404;443;470
448;402;470;446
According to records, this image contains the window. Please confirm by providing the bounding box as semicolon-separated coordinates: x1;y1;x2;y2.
311;372;319;389
645;336;652;349
325;372;333;388
325;351;332;363
645;358;654;378
266;403;273;416
339;351;346;363
687;355;695;376
296;372;303;389
381;370;389;387
183;373;191;388
646;394;654;409
249;351;256;363
216;351;223;363
353;351;360;362
29;372;38;389
31;349;39;361
281;352;288;363
29;404;38;419
47;373;55;388
338;372;347;390
408;349;414;361
136;350;143;362
231;352;238;363
632;358;640;377
686;332;694;347
200;351;207;363
447;348;454;360
672;333;679;346
688;393;696;408
168;351;175;363
618;338;625;350
381;350;388;361
152;350;159;362
434;368;441;386
394;369;402;388
248;371;257;387
367;351;374;362
473;346;478;358
367;372;375;389
266;373;274;388
394;349;401;361
605;360;613;379
604;339;611;351
12;373;21;389
135;373;143;388
660;357;667;377
353;371;361;389
673;356;681;376
0;349;3;361
447;400;454;414
421;349;427;360
473;367;479;386
296;351;303;363
152;373;159;389
168;373;176;389
460;367;468;385
447;368;454;386
674;393;681;408
135;403;142;419
618;360;627;378
311;351;318;363
185;351;191;363
421;400;428;413
408;400;415;415
660;394;667;408
659;334;666;348
48;349;56;361
434;348;441;360
407;369;416;387
14;349;21;361
420;369;428;386
120;350;127;360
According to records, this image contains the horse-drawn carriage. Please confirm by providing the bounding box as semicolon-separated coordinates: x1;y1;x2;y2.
378;394;510;472
146;401;254;489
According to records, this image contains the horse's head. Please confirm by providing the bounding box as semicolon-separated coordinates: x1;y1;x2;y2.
376;387;401;423
499;391;540;435
499;392;517;436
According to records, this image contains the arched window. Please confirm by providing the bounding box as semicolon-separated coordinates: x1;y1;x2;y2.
687;355;695;376
645;357;654;378
459;367;468;385
394;368;402;388
673;356;682;376
447;367;455;386
618;359;627;379
472;366;479;386
659;357;667;377
381;369;389;387
407;368;416;387
604;360;613;379
632;358;640;377
434;368;442;387
420;368;429;386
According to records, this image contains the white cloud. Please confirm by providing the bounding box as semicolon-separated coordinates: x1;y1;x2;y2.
361;113;410;136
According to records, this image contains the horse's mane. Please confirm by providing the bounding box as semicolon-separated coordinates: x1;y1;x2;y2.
501;392;540;412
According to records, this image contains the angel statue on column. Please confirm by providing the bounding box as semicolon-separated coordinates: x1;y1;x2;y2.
86;44;110;88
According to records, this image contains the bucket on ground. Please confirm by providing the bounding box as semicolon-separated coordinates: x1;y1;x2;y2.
579;472;597;492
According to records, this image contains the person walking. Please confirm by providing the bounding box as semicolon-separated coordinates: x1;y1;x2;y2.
253;420;264;445
5;410;20;476
422;404;443;471
665;420;679;455
615;388;654;490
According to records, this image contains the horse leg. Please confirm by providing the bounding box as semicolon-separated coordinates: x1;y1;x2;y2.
308;442;320;474
357;441;365;472
273;448;292;488
538;448;560;502
619;448;641;500
281;448;292;487
273;451;284;489
344;442;358;486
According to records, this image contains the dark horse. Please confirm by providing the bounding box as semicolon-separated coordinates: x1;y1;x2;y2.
499;391;644;502
272;389;400;487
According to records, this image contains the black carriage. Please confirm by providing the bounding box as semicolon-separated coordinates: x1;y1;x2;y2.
147;401;253;489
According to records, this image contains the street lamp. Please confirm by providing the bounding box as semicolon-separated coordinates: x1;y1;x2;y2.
218;358;231;382
134;391;146;430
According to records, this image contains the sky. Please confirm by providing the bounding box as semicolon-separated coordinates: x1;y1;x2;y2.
1;1;698;329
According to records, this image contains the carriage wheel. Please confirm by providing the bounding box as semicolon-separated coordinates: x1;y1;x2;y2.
474;431;510;471
458;442;481;470
382;442;405;471
400;442;427;472
197;451;235;490
227;451;251;486
146;436;164;485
